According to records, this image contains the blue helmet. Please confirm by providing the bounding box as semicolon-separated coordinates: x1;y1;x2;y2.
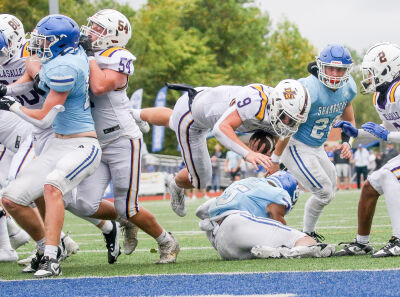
266;170;299;205
0;30;8;65
316;44;353;89
28;14;80;62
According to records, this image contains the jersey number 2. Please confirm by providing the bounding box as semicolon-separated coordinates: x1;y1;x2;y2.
310;118;329;139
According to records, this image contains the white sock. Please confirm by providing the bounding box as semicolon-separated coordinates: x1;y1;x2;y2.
44;244;58;260
0;214;12;250
100;221;113;234
303;196;325;233
155;230;171;245
356;234;370;244
380;171;400;238
6;216;21;237
131;109;142;121
36;238;46;253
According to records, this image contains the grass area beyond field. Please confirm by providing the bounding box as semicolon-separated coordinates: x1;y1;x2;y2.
1;189;399;280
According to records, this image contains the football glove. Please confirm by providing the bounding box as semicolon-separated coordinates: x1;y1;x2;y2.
79;35;94;57
33;74;46;96
333;121;358;138
0;96;19;111
361;122;389;141
0;84;6;97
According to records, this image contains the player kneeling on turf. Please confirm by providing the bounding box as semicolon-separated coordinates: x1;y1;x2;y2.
196;171;335;260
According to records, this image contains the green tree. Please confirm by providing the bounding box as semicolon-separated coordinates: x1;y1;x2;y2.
265;19;316;85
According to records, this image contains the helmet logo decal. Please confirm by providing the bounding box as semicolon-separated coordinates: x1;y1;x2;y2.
378;51;387;63
283;88;296;99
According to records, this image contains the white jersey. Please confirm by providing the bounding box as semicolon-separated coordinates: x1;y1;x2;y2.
373;79;400;132
191;84;276;134
0;110;32;153
91;47;141;145
0;42;51;155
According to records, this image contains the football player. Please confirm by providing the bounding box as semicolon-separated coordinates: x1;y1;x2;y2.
195;171;335;260
334;42;400;257
131;79;311;217
77;9;179;263
0;14;79;264
1;14;102;277
268;44;356;241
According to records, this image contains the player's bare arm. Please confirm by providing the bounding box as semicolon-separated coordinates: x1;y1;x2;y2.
339;103;355;159
214;109;272;170
267;137;290;175
266;203;286;225
88;61;128;95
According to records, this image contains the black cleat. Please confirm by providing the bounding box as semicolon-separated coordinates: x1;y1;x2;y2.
22;250;43;273
305;231;325;243
372;236;400;258
334;239;374;256
103;221;121;264
34;256;62;278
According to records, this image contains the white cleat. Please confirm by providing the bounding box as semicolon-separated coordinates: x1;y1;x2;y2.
166;174;186;217
120;220;139;255
18;248;37;266
251;245;285;259
0;248;18;262
9;229;30;250
61;234;79;256
156;232;180;264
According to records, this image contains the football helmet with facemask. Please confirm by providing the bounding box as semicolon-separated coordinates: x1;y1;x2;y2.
81;9;132;50
269;79;311;137
28;15;80;63
0;14;25;64
360;42;400;94
316;44;353;89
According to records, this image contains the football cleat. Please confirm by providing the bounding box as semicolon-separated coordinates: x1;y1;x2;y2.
61;234;79;256
166;174;186;217
34;256;62;278
156;232;180;264
18;247;38;266
372;236;400;258
334;239;374;256
120;220;139;255
0;248;18;262
251;245;285;259
9;229;30;250
103;221;121;264
23;250;43;273
305;231;325;243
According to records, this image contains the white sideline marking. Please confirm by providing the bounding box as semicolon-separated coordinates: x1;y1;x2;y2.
175;295;296;297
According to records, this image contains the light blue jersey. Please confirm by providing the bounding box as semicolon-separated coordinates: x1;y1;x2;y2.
294;75;357;147
39;47;94;135
208;177;294;218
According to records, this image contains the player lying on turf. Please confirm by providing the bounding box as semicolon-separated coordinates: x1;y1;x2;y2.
131;79;311;217
195;171;335;260
334;42;400;258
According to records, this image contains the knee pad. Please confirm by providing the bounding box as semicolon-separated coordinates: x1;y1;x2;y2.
312;188;334;206
368;168;394;195
65;197;100;217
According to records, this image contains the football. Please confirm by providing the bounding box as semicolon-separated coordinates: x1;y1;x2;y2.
249;130;277;155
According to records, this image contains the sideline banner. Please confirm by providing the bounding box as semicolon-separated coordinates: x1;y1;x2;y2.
152;86;167;152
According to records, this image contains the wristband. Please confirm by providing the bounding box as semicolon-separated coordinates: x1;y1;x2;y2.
271;153;280;164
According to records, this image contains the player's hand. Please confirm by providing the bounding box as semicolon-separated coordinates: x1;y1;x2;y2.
245;151;272;170
249;138;266;154
79;35;94;57
0;96;19;111
339;142;352;159
333;121;358;138
33;74;46;96
265;163;280;176
0;84;7;97
361;122;389;141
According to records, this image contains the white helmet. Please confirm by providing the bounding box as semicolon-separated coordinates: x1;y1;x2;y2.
81;9;131;50
269;79;311;137
0;14;25;64
361;42;400;94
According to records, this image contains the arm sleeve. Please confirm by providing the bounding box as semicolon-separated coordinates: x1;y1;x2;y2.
10;103;65;129
6;81;34;96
